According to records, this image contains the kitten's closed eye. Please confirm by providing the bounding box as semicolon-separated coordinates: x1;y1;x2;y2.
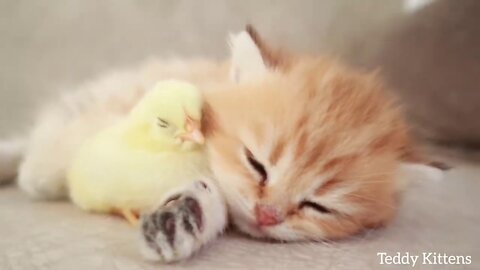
299;201;332;214
244;148;268;183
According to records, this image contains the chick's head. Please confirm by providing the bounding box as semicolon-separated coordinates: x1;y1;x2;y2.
127;80;204;151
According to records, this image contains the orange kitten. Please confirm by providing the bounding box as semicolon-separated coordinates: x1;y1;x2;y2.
204;31;410;241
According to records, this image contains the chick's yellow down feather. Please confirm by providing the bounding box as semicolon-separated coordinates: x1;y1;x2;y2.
67;80;208;223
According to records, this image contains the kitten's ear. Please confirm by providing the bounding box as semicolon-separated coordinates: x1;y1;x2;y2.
229;28;268;83
229;25;288;83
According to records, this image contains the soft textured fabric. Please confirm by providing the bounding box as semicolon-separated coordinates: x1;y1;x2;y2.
1;167;478;270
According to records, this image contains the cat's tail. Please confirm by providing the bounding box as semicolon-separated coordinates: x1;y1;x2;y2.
0;138;25;185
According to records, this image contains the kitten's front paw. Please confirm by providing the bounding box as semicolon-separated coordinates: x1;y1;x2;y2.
139;180;227;263
141;195;203;262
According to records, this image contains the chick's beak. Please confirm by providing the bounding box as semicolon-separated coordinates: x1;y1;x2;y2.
176;115;205;144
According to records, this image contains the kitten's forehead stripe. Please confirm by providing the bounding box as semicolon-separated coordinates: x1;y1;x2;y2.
315;178;341;196
295;131;309;159
295;115;309;130
322;155;356;172
269;137;286;165
302;141;328;173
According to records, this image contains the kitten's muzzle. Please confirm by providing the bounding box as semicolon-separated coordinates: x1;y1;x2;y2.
254;204;283;227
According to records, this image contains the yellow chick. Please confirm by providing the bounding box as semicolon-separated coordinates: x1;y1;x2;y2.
67;80;208;226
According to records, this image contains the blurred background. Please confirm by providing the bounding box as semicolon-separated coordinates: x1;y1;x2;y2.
1;0;479;163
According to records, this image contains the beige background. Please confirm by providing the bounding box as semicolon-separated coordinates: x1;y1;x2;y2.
0;0;405;135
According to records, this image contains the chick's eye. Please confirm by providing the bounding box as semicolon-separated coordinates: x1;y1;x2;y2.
157;117;169;128
244;148;268;183
299;200;332;214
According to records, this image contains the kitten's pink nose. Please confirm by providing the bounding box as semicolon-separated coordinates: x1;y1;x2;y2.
254;204;283;226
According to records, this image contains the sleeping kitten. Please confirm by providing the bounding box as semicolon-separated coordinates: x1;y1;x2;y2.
0;27;429;262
